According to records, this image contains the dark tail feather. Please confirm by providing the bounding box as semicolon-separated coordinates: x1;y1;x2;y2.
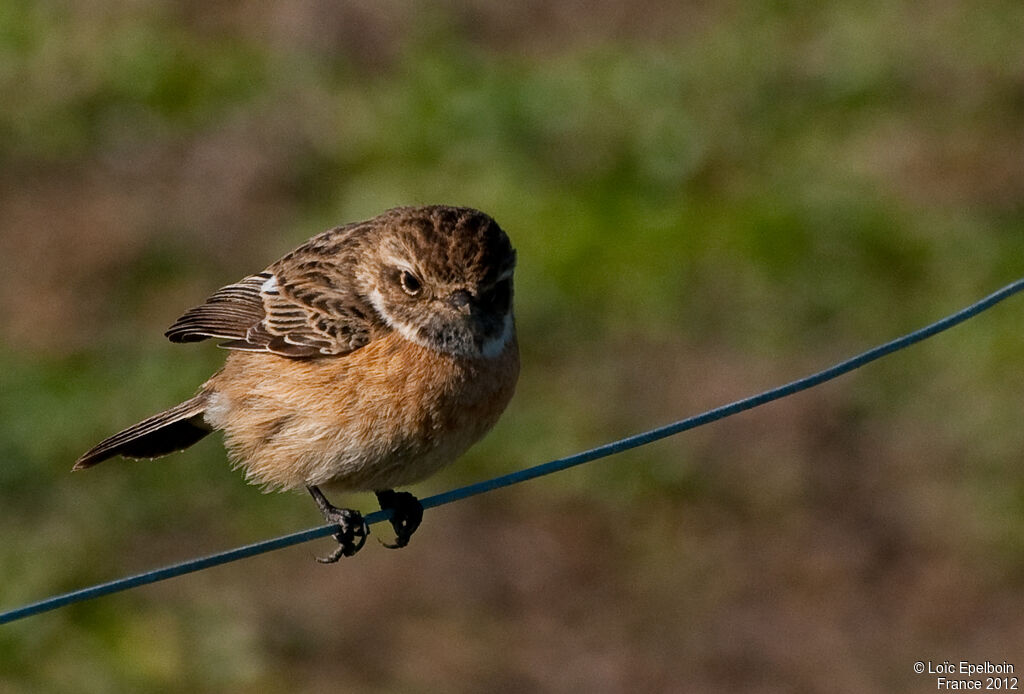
73;393;212;470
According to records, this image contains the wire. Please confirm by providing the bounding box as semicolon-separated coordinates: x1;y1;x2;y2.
3;278;1023;626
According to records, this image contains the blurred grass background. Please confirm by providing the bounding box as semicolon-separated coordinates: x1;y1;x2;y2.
2;1;1023;691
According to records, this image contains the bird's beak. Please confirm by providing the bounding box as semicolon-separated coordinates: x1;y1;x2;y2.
448;289;473;314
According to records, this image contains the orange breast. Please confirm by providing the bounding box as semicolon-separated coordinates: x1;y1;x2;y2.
203;330;519;491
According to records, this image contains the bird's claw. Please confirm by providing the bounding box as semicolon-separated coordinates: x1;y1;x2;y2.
375;489;423;549
316;507;368;563
308;485;368;563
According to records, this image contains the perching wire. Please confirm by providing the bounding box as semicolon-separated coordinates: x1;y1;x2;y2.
2;278;1023;626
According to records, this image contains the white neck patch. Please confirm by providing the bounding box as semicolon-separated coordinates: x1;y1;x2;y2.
480;313;514;359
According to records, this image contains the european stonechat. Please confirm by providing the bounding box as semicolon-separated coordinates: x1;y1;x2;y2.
75;205;519;562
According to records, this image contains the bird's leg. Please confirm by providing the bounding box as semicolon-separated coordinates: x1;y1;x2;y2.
375;489;424;549
307;485;368;563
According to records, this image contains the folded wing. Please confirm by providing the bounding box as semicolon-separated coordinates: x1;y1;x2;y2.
165;267;377;358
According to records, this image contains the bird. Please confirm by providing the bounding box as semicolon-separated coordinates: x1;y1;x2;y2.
74;205;520;562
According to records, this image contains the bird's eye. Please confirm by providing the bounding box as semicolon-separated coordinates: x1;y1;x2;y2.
399;270;423;296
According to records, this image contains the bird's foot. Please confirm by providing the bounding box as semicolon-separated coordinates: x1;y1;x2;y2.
375;489;423;549
308;486;368;563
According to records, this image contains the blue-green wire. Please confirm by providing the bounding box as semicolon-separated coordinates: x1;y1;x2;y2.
3;278;1022;626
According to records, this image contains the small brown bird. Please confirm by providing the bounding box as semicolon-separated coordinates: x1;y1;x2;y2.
75;205;519;562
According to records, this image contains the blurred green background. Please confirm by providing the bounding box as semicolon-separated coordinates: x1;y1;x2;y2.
2;1;1023;691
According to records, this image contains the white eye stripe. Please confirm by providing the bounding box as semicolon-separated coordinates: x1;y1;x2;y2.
368;288;426;347
383;255;418;274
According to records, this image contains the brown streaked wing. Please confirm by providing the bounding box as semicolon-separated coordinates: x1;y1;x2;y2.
165;250;379;359
165;272;271;343
260;257;377;356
